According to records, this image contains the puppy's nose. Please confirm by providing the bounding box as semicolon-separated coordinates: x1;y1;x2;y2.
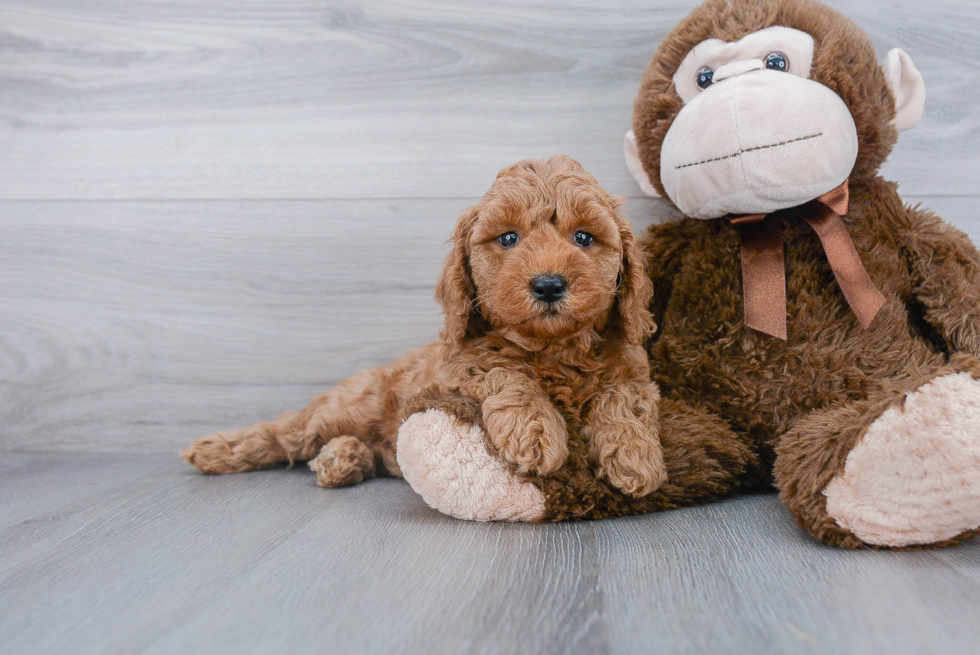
531;275;567;304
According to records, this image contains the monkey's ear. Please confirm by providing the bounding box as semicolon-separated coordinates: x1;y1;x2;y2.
883;49;926;132
624;130;661;198
435;207;479;344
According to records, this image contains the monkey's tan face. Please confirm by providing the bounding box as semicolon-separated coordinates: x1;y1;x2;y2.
660;26;859;219
625;5;927;220
467;183;624;341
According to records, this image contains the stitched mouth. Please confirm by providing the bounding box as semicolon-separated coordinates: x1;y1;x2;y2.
675;132;823;170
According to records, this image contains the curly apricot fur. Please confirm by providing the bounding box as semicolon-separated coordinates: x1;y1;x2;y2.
182;155;665;497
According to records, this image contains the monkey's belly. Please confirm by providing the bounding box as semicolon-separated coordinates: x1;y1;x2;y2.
650;282;945;447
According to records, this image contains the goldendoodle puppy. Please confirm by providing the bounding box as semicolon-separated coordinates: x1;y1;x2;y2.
182;155;665;497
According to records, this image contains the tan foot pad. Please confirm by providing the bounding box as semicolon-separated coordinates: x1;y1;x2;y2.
396;409;546;522
825;372;980;547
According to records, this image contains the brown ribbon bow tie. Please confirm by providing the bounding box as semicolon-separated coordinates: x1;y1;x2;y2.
730;180;885;340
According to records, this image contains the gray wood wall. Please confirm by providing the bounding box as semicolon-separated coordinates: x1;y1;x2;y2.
2;0;978;452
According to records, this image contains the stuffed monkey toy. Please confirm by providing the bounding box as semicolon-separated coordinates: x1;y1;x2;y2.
397;0;980;549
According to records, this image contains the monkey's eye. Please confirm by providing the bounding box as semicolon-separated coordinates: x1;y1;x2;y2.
696;66;714;89
765;52;789;72
573;230;594;247
498;231;520;248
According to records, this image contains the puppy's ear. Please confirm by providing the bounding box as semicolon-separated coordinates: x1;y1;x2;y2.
435;206;479;344
613;206;656;345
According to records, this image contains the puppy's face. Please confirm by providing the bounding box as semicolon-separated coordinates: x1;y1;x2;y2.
468;179;623;340
437;156;654;346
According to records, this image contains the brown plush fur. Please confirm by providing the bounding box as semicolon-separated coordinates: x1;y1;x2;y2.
183;155;667;497
493;0;980;548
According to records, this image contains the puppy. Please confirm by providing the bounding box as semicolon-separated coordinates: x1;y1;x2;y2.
183;156;666;497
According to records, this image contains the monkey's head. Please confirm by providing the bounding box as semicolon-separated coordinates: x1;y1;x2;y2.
625;0;925;219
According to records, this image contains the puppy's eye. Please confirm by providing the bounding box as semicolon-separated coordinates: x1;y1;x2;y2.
573;230;594;247
498;231;520;248
765;52;789;72
696;66;714;89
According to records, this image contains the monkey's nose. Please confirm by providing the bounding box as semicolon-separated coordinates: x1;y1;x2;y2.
712;58;765;83
531;275;567;304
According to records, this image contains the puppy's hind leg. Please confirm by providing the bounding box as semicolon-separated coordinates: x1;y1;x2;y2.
183;367;391;476
182;409;308;474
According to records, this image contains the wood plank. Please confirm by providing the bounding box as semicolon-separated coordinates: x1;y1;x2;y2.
597;495;980;654
2;196;976;453
0;454;344;654
1;0;977;200
0;452;169;528
145;487;606;655
1;453;978;654
0;453;603;655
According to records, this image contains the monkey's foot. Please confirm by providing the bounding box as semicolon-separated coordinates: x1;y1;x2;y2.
825;372;980;547
396;410;546;522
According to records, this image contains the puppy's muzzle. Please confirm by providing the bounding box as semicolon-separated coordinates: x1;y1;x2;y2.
530;275;567;304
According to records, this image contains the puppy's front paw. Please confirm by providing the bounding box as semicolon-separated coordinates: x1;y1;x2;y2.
599;446;666;498
483;402;568;476
592;421;666;497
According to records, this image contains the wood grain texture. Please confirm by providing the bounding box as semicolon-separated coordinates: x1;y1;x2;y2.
1;0;978;200
596;500;980;654
2;453;979;655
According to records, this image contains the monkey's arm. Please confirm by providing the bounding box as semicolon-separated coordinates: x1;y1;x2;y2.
905;205;980;356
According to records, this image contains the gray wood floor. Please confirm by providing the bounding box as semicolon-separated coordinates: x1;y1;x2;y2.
2;1;979;653
4;453;980;655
